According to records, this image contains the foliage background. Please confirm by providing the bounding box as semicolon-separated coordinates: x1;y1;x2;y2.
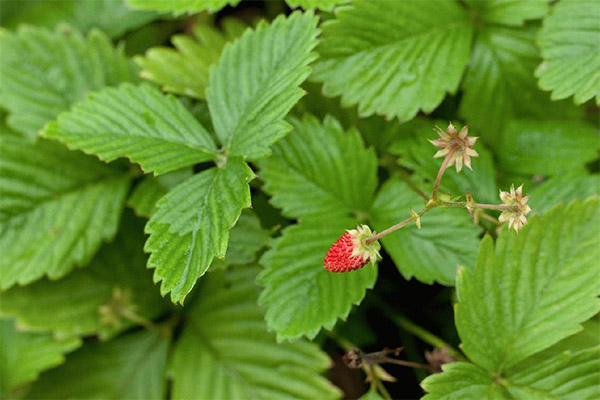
0;0;598;399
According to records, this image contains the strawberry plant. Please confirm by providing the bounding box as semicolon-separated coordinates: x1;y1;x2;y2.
1;0;598;399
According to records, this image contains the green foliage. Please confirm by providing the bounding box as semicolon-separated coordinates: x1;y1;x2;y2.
126;0;241;14
313;0;473;121
26;329;170;399
135;19;247;99
169;267;340;399
463;0;551;26
0;136;130;288
529;173;600;214
536;0;600;104
0;319;80;397
285;0;348;10
0;25;137;138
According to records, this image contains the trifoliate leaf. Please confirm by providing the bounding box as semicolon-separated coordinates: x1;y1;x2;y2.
145;159;254;303
463;0;551;26
456;199;600;372
207;11;319;159
26;330;170;399
0;319;80;398
536;0;600;105
0;136;129;289
43;83;218;175
259;114;378;220
370;178;481;285
127;168;193;218
169;267;340;399
285;0;348;11
125;0;241;14
0;25;137;138
497;120;599;176
313;0;473;121
259;217;378;341
0;212;168;340
529;173;600;214
459;25;583;146
135;18;246;99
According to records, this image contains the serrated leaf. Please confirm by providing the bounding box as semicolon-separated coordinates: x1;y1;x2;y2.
285;0;348;11
536;0;600;104
370;178;481;285
313;0;473;121
0;319;81;397
125;0;241;14
0;25;137;138
421;362;496;400
497;120;599;176
459;25;583;146
463;0;551;26
136;18;246;99
0;136;129;289
529;173;600;214
43;83;217;175
26;330;170;399
0;212;167;340
259;217;378;341
207;11;319;159
145;159;254;303
259;114;378;220
169;267;340;399
456;199;600;372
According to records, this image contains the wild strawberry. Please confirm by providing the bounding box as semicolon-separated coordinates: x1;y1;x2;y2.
498;184;532;233
324;225;381;272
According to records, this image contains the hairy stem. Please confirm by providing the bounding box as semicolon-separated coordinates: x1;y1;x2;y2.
432;147;456;199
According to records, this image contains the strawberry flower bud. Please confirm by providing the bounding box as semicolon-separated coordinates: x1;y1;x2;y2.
324;225;381;272
429;122;479;173
498;184;532;233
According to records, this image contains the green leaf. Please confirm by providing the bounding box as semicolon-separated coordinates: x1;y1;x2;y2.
313;0;473;121
421;362;497;400
0;136;129;289
0;319;80;397
125;0;241;14
135;18;247;99
497;120;599;176
370;178;481;285
0;25;137;138
455;199;600;372
145;159;254;303
463;0;551;26
536;0;600;105
259;216;378;341
43;83;218;175
285;0;348;11
0;212;168;340
259;114;378;220
459;25;583;146
170;266;340;399
26;330;170;399
207;11;319;159
529;173;600;214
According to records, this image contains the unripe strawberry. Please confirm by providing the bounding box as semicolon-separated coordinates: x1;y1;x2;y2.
324;225;381;272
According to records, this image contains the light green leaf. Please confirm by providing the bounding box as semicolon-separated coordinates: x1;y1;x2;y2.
43;83;217;175
536;0;600;104
145;159;254;303
370;178;481;285
459;25;583;146
285;0;348;11
463;0;551;26
0;25;137;138
529;173;600;214
169;267;340;399
456;199;600;372
0;319;80;397
207;11;319;159
26;330;170;399
421;362;497;400
135;18;247;99
0;136;129;289
0;212;167;340
125;0;241;14
497;120;599;176
259;114;378;220
313;0;473;121
259;217;378;341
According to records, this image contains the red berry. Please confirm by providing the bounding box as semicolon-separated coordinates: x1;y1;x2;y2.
324;232;369;272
